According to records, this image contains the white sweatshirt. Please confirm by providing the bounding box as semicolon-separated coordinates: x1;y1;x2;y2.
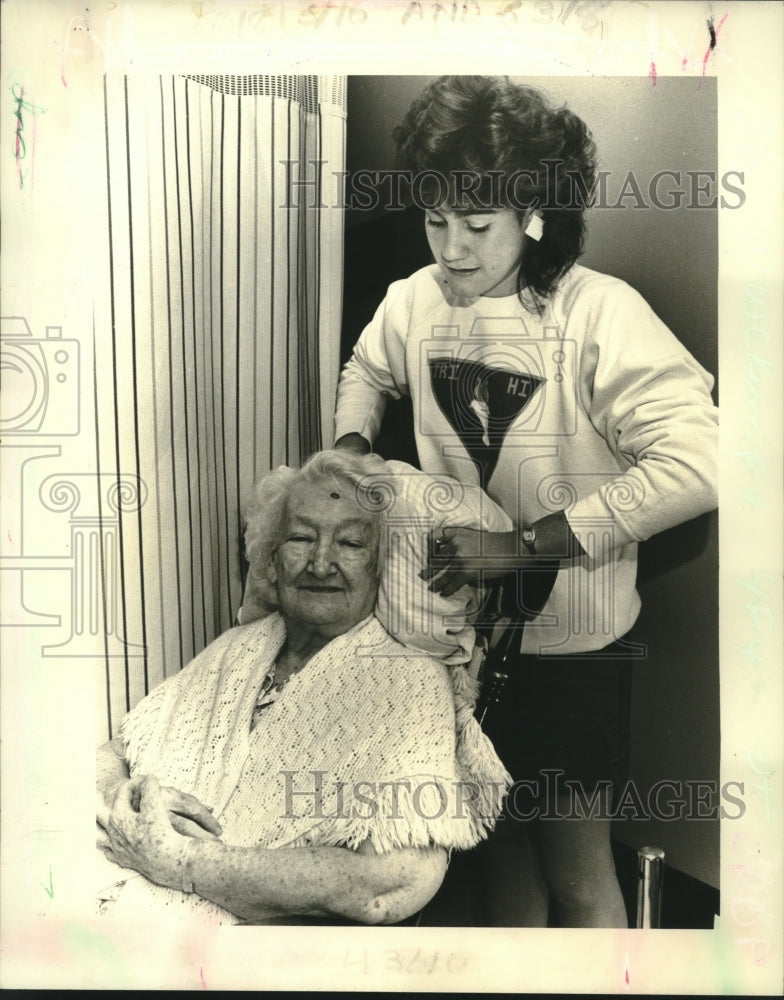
335;263;718;655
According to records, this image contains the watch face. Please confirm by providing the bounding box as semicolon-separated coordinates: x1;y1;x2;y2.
522;528;535;544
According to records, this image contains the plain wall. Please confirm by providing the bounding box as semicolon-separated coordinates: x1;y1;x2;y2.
343;75;720;891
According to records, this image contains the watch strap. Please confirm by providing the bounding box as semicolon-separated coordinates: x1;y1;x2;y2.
520;525;537;556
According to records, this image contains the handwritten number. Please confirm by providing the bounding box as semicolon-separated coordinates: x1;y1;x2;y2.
533;1;553;23
343;948;368;974
559;0;578;23
300;2;367;26
300;4;329;27
348;1;368;23
576;0;608;33
497;0;521;23
342;949;466;975
384;949;404;972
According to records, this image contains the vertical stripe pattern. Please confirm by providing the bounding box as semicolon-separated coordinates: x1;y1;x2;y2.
99;74;346;736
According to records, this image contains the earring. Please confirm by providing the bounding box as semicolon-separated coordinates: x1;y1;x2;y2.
524;212;544;242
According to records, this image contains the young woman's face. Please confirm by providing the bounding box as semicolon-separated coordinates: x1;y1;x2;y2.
424;205;528;298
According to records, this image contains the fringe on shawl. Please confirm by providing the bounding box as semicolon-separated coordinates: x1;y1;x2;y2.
448;663;513;827
116;641;512;853
285;772;506;856
286;663;512;856
116;619;511;860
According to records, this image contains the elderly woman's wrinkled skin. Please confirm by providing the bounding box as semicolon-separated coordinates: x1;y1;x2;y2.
270;480;380;639
96;468;448;925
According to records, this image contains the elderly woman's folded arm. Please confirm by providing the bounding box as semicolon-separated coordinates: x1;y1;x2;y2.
189;835;447;925
102;774;446;925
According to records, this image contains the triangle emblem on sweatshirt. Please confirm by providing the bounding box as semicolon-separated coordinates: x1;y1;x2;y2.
428;356;546;486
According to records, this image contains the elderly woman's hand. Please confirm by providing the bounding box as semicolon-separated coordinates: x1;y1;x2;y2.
98;776;223;841
97;775;203;890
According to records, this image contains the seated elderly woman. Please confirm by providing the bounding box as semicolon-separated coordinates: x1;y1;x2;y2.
96;449;510;925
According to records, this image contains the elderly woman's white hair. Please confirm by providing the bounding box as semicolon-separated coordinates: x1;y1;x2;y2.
242;449;392;612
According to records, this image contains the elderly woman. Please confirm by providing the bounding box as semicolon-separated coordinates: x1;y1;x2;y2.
96;449;510;925
335;76;719;926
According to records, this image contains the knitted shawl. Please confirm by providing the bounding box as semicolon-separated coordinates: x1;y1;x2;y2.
100;614;511;924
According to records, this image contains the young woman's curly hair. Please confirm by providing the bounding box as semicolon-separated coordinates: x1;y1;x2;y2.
393;75;597;309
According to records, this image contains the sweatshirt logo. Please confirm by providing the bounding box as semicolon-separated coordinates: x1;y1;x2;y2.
428;357;545;486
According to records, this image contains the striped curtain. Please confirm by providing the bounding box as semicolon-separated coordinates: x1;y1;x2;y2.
96;74;346;739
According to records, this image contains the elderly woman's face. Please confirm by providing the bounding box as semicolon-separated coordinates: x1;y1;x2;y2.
425;205;527;298
271;478;380;637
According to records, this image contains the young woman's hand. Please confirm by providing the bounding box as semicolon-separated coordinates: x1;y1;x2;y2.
421;513;585;598
334;433;372;455
420;527;523;597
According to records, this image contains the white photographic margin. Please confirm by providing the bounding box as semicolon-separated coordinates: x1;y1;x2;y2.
0;0;781;993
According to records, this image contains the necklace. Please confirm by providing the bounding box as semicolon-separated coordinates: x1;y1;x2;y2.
253;659;294;716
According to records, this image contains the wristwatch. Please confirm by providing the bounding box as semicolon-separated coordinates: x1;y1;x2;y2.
520;525;537;556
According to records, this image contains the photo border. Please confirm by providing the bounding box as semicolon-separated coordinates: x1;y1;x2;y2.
1;0;781;993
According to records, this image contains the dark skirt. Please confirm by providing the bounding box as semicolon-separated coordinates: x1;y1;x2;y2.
480;642;633;813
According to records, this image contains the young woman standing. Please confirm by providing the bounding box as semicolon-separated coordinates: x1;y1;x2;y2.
335;76;718;927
